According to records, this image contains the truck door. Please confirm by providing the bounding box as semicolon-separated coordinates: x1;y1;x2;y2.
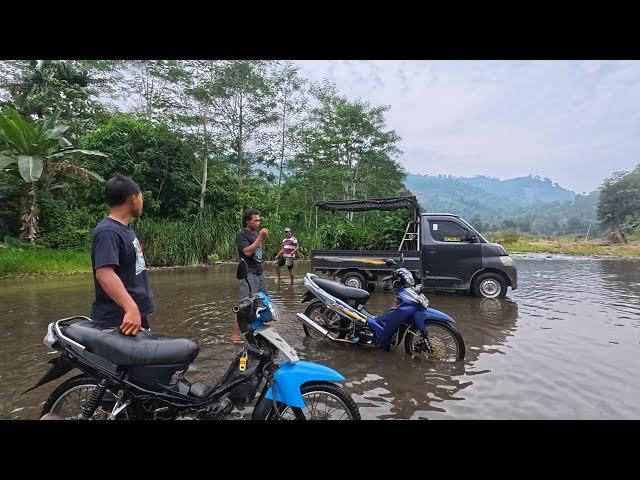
421;217;483;288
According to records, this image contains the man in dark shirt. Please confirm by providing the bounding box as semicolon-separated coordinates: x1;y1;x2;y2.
232;209;269;343
90;174;154;336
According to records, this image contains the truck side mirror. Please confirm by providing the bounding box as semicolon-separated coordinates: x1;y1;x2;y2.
466;234;478;243
385;258;397;267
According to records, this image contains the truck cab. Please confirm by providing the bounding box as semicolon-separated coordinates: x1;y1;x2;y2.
310;196;517;299
419;213;517;298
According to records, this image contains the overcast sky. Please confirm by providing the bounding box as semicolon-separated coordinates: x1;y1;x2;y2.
294;60;640;194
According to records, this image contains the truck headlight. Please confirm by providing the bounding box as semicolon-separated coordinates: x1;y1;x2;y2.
499;255;515;267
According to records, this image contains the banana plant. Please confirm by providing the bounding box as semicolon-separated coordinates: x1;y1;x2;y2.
0;108;106;244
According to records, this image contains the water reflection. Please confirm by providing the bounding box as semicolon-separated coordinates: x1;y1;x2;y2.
1;256;639;419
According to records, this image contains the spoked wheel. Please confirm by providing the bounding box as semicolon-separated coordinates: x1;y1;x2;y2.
41;375;133;420
267;383;361;420
404;321;465;362
302;301;349;339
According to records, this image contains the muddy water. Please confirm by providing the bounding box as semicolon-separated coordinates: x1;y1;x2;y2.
1;254;639;419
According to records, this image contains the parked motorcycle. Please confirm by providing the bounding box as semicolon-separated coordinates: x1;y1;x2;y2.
27;263;361;420
297;258;465;362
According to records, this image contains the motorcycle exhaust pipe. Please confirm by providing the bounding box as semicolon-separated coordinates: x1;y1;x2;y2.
296;313;354;344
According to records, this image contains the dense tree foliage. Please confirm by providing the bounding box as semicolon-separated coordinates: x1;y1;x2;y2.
1;60;637;264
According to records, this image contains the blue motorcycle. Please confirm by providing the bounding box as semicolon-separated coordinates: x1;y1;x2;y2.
297;259;465;362
29;263;360;420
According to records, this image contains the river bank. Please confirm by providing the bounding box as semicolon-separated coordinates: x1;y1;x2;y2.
2;238;639;278
502;237;640;257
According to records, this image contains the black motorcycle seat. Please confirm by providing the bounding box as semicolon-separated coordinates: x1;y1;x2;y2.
64;320;199;367
314;277;370;303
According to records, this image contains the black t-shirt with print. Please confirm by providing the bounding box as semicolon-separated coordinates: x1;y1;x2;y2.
90;217;155;327
235;228;263;274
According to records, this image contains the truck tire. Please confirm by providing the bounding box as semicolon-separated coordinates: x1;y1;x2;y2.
472;272;507;299
342;271;367;290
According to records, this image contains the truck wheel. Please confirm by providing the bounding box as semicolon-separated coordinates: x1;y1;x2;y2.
342;272;367;290
472;273;507;299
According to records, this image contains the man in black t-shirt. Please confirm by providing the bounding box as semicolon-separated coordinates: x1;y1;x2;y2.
232;209;269;343
90;174;154;336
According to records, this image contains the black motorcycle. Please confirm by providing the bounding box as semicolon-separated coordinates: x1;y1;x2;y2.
27;287;360;420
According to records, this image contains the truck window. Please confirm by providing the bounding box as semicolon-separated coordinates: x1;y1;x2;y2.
429;220;468;243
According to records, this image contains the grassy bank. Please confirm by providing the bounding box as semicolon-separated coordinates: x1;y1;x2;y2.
0;246;91;278
497;237;640;257
2;233;639;279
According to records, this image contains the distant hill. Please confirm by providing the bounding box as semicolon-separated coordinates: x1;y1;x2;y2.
404;173;598;236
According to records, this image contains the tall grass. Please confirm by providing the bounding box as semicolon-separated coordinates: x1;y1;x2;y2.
135;209;239;266
133;209;411;266
134;209;332;266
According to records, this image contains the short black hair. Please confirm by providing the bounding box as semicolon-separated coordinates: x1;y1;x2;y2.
105;174;141;206
242;209;260;227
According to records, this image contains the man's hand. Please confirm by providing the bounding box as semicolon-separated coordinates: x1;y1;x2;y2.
120;308;143;336
259;228;269;240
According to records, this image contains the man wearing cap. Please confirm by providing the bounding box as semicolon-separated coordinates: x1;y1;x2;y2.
275;227;299;282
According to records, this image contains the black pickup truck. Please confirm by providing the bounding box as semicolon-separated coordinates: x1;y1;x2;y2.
311;196;517;299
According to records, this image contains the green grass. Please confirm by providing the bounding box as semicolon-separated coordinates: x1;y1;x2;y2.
496;236;640;256
0;246;91;278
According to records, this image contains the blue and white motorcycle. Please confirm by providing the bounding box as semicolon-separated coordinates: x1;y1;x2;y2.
298;259;465;362
28;262;360;420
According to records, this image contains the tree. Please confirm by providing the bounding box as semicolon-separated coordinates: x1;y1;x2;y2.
270;62;308;211
79;114;198;218
213;61;278;177
0;60;116;140
0;109;105;243
597;166;640;243
290;81;403;220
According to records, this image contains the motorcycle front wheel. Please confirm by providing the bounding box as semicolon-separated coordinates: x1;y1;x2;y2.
266;382;361;420
404;321;466;362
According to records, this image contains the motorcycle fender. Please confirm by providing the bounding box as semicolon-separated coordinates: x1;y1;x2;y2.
412;308;456;332
22;356;75;394
264;360;344;408
301;291;315;303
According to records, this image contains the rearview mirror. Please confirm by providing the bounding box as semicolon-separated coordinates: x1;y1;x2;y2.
465;234;478;243
385;258;398;267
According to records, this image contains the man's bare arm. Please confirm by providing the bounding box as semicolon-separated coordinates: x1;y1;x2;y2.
95;266;142;336
242;228;269;256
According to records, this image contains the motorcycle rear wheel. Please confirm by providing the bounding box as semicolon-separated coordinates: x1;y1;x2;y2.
41;374;135;420
302;301;350;339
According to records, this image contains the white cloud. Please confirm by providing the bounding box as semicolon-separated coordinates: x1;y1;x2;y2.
294;60;640;193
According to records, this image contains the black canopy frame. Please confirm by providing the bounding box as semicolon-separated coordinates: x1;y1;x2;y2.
315;195;420;218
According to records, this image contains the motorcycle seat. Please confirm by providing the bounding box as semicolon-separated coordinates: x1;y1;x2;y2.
64;320;199;367
314;277;370;304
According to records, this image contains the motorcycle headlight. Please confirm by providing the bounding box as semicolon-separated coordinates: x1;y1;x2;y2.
418;294;429;309
268;301;280;322
499;255;515;267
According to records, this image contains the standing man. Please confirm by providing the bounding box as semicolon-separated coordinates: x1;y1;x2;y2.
91;174;154;336
275;227;299;282
232;209;269;343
